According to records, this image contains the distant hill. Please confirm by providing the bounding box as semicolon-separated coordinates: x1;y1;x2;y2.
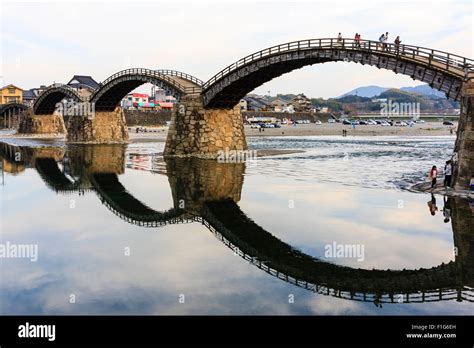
400;85;445;98
338;85;388;98
378;88;422;103
339;84;446;99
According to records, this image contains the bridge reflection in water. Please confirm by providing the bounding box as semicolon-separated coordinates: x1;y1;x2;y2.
1;142;473;306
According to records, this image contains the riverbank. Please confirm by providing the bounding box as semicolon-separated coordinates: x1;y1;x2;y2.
245;122;457;137
0;122;457;142
409;181;473;199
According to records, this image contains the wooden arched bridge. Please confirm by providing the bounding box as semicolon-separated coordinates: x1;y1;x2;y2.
0;102;28;129
12;37;474;189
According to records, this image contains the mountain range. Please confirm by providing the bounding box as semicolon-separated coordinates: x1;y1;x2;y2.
338;84;446;99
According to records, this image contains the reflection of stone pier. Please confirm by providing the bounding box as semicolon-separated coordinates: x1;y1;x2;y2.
66;144;126;177
451;197;474;288
165;157;245;214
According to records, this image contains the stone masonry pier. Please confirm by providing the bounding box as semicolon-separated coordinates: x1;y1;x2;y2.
164;95;247;158
454;80;474;190
66;108;129;144
18;110;66;135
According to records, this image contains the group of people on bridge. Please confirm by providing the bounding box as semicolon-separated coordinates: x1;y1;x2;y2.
337;32;402;51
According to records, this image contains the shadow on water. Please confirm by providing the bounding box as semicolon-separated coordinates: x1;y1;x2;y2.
1;141;473;307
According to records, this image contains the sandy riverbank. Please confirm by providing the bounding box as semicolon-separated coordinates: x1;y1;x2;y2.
245;122;457;137
128;122;457;141
0;122;458;143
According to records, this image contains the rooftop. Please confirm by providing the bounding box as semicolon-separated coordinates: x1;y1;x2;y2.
67;75;99;89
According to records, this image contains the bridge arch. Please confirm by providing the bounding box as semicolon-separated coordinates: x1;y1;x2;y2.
89;68;202;112
33;84;83;115
200;199;474;302
156;69;204;87
90;173;188;227
202;38;473;108
0;102;28;116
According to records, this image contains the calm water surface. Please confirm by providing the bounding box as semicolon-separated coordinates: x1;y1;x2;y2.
0;135;473;315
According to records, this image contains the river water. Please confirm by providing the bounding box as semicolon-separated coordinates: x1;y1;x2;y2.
0;135;473;315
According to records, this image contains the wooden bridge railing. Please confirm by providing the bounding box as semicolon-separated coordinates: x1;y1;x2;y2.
156;69;204;86
203;38;474;90
94;68;201;96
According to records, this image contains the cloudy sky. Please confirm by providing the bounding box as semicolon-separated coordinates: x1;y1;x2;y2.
1;0;472;98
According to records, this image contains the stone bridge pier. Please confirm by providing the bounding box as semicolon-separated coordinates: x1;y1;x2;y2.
18;109;66;135
454;80;474;190
66;108;129;143
164;95;247;158
165;157;245;214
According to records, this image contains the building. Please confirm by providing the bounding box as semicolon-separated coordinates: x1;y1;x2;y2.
22;89;36;106
269;98;295;113
156;102;174;111
240;99;248;111
122;93;151;109
67;75;99;90
67;75;99;99
21;86;48;106
242;96;270;111
153;89;166;102
291;93;313;112
0;84;23;104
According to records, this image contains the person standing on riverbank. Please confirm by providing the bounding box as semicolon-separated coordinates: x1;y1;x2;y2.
444;160;452;188
429;165;438;188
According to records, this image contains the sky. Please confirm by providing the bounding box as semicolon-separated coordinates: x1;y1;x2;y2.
1;0;473;98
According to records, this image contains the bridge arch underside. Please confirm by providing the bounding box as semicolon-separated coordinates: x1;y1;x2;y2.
91;76;185;112
34;89;81;115
0;103;27;117
203;49;465;108
202;199;472;301
90;173;188;227
34;157;80;193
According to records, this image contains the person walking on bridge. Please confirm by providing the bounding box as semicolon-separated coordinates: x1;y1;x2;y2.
378;33;385;50
337;32;343;45
394;36;401;52
354;33;361;48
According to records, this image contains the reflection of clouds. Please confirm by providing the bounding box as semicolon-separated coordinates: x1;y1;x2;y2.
1;159;473;315
240;176;454;270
